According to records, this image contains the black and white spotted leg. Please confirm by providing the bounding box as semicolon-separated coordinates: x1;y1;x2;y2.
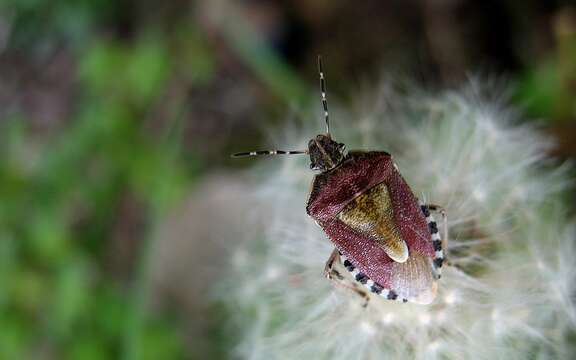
420;203;448;279
324;249;370;307
426;204;448;253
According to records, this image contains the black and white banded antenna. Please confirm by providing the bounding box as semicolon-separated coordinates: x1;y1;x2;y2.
232;55;334;159
231;149;307;158
317;55;330;138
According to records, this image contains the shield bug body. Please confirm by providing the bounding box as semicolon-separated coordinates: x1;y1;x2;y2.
233;57;447;305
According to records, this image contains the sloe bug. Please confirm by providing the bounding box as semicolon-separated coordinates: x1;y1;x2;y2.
233;56;447;305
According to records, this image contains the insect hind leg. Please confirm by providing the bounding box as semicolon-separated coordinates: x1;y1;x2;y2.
323;248;370;307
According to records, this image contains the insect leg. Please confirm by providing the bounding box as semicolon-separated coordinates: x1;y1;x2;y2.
323;249;370;307
425;204;449;265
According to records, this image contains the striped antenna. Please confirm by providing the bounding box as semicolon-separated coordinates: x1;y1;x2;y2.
232;150;307;158
317;55;330;137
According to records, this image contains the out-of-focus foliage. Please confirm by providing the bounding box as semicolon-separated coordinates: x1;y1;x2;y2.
0;13;205;360
0;0;575;359
0;0;215;357
515;9;576;123
1;0;114;52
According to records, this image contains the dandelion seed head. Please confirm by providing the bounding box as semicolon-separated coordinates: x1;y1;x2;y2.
381;312;395;325
428;341;441;352
419;313;432;326
472;186;487;202
220;81;576;359
359;321;377;336
444;291;458;305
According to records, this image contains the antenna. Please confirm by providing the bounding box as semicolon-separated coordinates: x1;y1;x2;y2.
231;149;307;158
317;55;330;137
232;57;334;161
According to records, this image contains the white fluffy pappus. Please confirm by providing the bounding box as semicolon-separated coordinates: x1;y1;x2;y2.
221;82;576;360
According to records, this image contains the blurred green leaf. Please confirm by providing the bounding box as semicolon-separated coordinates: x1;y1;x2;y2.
27;212;70;265
67;337;107;360
140;322;185;360
11;269;46;312
129;144;187;209
127;40;170;103
50;258;91;337
0;234;16;307
0;6;206;358
93;287;130;339
515;60;561;120
2;0;120;50
515;18;576;123
0;313;28;360
79;38;170;105
78;41;126;96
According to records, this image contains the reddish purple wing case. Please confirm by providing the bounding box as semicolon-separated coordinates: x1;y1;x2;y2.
306;151;435;294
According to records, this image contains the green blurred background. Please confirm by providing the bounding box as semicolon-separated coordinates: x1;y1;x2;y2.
0;0;574;359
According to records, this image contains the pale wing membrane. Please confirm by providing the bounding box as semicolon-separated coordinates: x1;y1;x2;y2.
337;183;409;263
391;251;437;304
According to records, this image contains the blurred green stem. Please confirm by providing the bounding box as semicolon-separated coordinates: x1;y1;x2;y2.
219;4;309;107
121;91;187;360
555;8;576;121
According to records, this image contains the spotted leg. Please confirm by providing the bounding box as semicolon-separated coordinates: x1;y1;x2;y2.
425;204;448;258
422;204;449;272
324;248;370;307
